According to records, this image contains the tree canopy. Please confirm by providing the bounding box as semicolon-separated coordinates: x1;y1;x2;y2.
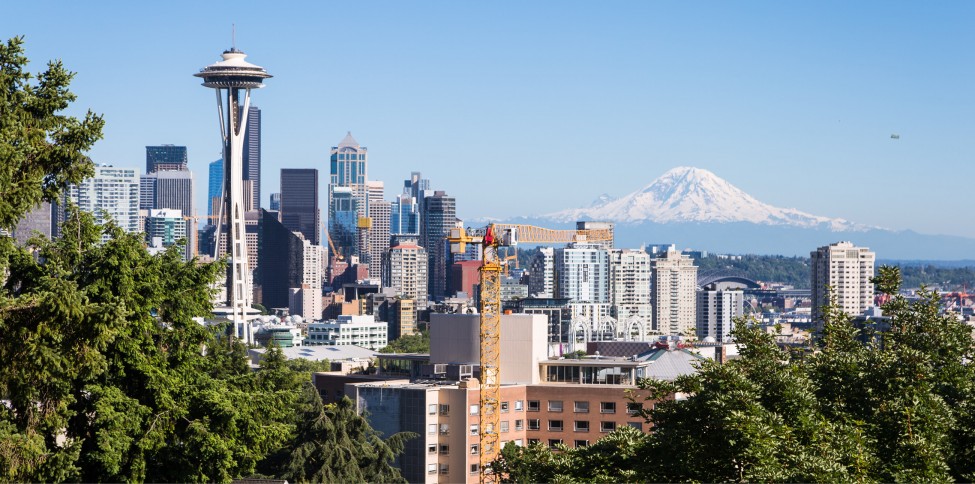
494;266;975;482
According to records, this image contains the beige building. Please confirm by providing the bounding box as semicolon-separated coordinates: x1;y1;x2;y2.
609;248;652;329
810;241;875;329
384;238;429;309
650;247;698;336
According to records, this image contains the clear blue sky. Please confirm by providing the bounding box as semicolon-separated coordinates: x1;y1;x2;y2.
4;1;974;237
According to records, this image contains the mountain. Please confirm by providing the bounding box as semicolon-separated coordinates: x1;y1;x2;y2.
485;166;975;260
546;166;868;231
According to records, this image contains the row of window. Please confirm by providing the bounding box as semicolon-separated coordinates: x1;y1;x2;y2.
527;419;626;432
427;400;643;417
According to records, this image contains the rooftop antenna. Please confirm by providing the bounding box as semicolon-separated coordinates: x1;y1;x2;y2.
232;23;236;50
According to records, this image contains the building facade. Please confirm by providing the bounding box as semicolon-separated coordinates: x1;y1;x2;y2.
242;105;261;211
609;249;652;325
810;241;876;329
59;165;140;240
280;168;320;245
528;247;555;298
696;284;744;342
422;191;456;301
555;242;610;304
384;238;429;308
145;145;188;173
306;315;388;350
650;247;698;336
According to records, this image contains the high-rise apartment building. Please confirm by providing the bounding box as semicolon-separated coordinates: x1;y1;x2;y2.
145;145;188;173
810;241;876;329
242;106;261;210
696;284;743;342
609;248;652;323
57;165;139;241
555;242;610;304
280;168;320;245
422;191;456;300
384;237;428;309
650;247;698;335
528;247;555;298
367;198;391;281
293;238;325;321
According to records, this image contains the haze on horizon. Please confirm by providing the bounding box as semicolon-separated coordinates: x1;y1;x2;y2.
3;1;973;238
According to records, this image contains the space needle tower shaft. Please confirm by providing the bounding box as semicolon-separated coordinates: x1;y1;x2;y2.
195;47;271;344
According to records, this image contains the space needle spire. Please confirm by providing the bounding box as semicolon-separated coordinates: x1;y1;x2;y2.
195;45;271;344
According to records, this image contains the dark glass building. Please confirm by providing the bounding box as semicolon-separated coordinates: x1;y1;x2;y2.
258;209;304;310
243;106;261;210
422;191;456;300
280;168;320;245
145;145;188;173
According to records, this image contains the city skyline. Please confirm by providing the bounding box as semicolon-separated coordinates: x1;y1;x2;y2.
3;2;973;238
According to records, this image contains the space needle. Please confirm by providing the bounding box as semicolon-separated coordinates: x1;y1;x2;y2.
195;46;271;344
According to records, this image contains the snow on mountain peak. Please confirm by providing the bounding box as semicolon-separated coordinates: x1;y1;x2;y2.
545;166;869;231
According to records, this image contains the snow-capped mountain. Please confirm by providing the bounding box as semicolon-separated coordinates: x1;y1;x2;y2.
545;166;870;231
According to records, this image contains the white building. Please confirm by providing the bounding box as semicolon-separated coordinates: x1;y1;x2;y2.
306;315;388;350
555;242;609;304
290;239;325;321
609;248;652;324
144;208;189;259
528;247;555;298
810;241;876;329
384;238;429;308
62;165;140;240
650;247;698;336
696;284;744;342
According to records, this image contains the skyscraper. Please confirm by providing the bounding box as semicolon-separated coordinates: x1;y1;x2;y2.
650;247;698;335
421;191;456;300
383;237;428;308
696;284;743;342
609;248;652;323
280;168;320;245
555;242;610;304
810;241;875;329
145;208;189;257
208;158;223;219
10;202;52;246
57;165;140;241
141;170;194;217
243;106;261;210
258;209;304;310
390;193;419;236
269;192;281;211
365;181;390;280
145;145;188;173
328;132;368;262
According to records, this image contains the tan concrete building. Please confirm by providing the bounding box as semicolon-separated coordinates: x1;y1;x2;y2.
810;241;875;329
650;247;698;336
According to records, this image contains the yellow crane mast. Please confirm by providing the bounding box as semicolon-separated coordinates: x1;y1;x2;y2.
448;223;613;482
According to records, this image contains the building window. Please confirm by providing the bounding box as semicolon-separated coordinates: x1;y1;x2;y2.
470;424;479;436
515;439;524;446
428;464;437;474
575;439;590;447
440;464;449;475
470;444;479;455
600;402;616;414
440;424;449;435
528;419;540;431
440;404;450;416
548;400;563;412
627;402;643;415
428;404;437;415
428;424;436;435
439;444;449;455
470;464;479;475
549;439;563;448
548;420;564;432
501;401;509;412
627;422;643;431
527;400;540;412
574;420;590;432
500;421;509;433
515;400;524;411
428;444;437;454
600;421;616;432
515;419;524;431
470;404;479;415
574;401;589;413
528;438;540;445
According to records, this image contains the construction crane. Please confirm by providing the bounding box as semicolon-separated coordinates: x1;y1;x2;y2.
448;223;613;482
